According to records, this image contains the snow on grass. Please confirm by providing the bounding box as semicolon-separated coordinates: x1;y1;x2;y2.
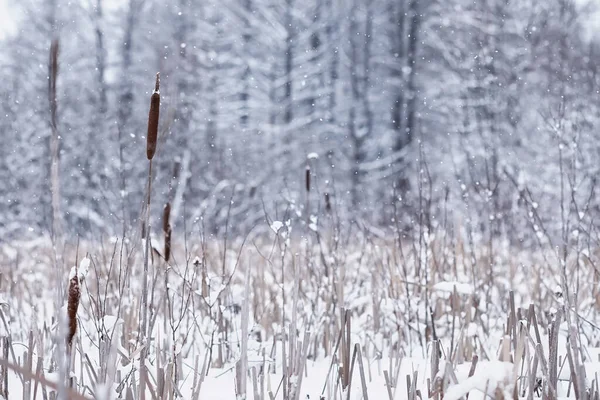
442;361;514;400
270;220;283;233
0;235;598;398
433;281;473;295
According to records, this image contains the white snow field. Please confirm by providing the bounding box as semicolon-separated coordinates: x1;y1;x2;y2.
0;232;598;400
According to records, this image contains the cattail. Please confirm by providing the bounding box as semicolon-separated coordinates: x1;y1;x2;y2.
305;165;311;192
325;192;331;213
164;226;172;263
172;161;180;181
163;202;171;234
49;39;59;127
66;272;80;347
163;202;172;262
146;72;160;160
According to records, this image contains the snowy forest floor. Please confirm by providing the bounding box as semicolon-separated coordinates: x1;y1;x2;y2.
0;230;599;400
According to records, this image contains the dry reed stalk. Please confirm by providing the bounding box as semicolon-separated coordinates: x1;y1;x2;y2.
343;310;351;388
355;344;369;400
147;73;160;160
290;331;311;400
384;371;394;400
235;265;251;399
548;309;562;398
0;337;7;398
0;357;91;400
49;39;62;247
23;332;34;400
48;42;67;388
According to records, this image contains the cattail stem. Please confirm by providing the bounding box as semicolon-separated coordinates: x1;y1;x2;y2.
140;72;160;400
141;160;153;338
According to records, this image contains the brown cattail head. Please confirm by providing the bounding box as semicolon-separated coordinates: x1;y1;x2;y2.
163;202;171;234
146;72;160;160
325;192;331;213
48;39;59;122
164;226;172;263
305;166;311;193
66;273;80;347
163;202;172;262
172;161;180;181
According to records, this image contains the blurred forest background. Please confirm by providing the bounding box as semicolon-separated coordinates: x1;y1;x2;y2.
1;0;600;246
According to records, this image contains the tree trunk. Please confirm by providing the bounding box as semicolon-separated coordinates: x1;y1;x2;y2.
284;0;294;124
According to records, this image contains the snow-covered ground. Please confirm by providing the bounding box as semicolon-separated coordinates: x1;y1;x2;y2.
0;233;598;399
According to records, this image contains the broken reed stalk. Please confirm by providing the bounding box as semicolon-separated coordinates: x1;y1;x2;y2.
140;72;160;400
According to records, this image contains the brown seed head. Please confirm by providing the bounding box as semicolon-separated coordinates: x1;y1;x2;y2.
146;72;160;160
67;274;80;347
305;166;311;193
164;227;172;263
163;202;171;234
325;192;331;213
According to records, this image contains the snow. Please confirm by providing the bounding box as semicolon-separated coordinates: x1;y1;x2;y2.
68;256;90;281
0;1;599;397
443;361;514;400
308;215;318;231
270;220;284;233
433;281;473;295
